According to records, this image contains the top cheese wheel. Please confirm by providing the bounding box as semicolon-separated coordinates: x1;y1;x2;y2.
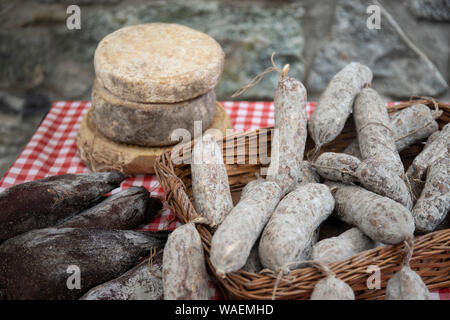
94;23;225;103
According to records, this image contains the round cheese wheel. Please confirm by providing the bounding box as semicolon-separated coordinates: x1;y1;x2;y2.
77;102;232;175
94;23;225;103
91;80;217;147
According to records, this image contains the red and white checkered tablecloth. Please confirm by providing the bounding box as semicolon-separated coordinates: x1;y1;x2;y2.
0;100;448;300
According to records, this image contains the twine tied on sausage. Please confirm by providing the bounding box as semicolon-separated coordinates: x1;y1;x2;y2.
402;236;415;267
357;121;396;136
260;259;336;300
148;247;162;278
231;52;289;98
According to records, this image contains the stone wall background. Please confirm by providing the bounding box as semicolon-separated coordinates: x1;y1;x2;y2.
0;0;449;175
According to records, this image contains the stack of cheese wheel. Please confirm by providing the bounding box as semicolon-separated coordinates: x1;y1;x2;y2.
77;23;232;174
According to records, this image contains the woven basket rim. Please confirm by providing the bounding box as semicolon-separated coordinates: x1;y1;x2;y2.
154;97;450;300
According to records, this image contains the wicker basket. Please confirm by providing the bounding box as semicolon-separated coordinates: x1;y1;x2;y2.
155;98;450;300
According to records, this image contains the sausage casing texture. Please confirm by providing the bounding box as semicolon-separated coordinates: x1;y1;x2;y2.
344;104;440;158
311;227;374;265
353;87;404;177
303;227;320;262
57;186;153;229
162;223;210;300
80;250;164;300
0;172;125;241
242;238;263;274
266;76;307;195
328;183;415;244
299;161;321;183
286;161;322;195
310;276;355;300
308;62;372;147
191;134;233;226
385;265;430;300
0;227;167;300
259;183;334;273
242;162;320;202
407;123;450;181
343;140;363;159
240;177;266;201
424;129;441;145
406;128;448;200
412;155;449;233
355;159;413;210
313;152;360;184
390;104;440;152
210;181;282;276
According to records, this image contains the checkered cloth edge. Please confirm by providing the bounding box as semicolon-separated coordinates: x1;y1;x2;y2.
0;100;446;300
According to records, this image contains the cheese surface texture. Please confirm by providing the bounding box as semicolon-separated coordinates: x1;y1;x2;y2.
94;23;225;103
91;80;217;147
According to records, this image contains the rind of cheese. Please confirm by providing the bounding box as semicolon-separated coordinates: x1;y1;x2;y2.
77;102;232;175
91;80;217;147
94;23;225;103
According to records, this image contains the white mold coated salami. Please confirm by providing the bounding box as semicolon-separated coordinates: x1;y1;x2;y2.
308;62;372;149
162;223;210;300
266;69;308;195
386;265;431;300
191;134;233;226
406;123;450;181
299;161;321;184
313;152;360;184
309;262;355;300
406;128;448;200
286;161;322;195
353;87;404;177
258;183;335;273
355;159;413;210
310;276;355;300
327;182;415;244
344;104;440;158
387;104;440;152
210;181;282;277
385;239;430;300
412;155;449;233
242;238;263;274
311;227;374;265
240;177;265;201
424;129;441;146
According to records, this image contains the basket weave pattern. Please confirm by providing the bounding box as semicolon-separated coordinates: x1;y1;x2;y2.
155;99;450;300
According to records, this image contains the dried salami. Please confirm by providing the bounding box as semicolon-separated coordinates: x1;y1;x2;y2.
412;155;449;233
162;223;210;300
210;181;282;276
308;62;372;148
266;74;308;195
328;182;415;244
344;104;440;158
355;159;413;210
353;87;404;177
191;134;233;226
313;152;360;184
259;183;334;273
407;123;450;181
0;172;125;241
312;227;374;265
